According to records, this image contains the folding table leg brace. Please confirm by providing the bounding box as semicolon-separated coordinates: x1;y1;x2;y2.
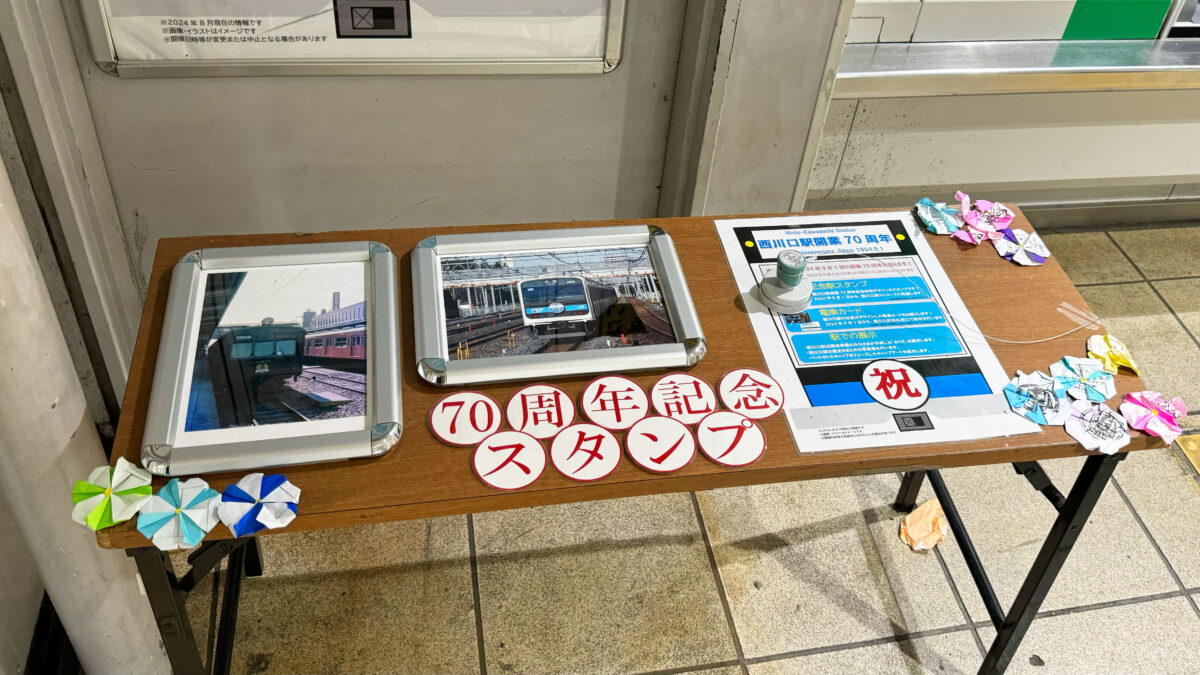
128;537;263;675
895;453;1125;675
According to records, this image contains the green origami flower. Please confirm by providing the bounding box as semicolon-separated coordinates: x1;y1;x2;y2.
71;457;154;531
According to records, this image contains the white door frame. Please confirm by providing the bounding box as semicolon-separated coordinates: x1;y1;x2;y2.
0;0;141;400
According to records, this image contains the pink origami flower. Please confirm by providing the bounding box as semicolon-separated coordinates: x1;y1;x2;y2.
950;191;1015;246
1119;391;1188;445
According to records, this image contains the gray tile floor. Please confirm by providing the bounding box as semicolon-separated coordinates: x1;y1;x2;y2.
186;224;1200;675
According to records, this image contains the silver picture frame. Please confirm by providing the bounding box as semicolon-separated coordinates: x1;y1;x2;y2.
412;225;706;386
141;241;402;476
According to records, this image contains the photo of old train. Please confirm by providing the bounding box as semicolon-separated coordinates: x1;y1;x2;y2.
185;266;369;432
303;296;367;372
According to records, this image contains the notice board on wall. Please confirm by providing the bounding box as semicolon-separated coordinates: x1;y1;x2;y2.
81;0;627;77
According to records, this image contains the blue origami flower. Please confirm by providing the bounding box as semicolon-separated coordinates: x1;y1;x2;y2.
136;478;221;550
217;473;300;537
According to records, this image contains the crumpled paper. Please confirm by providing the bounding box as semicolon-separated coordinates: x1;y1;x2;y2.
1004;370;1070;425
915;198;964;235
900;498;949;551
1120;391;1188;445
1087;333;1140;375
950;191;1014;246
1050;356;1116;402
993;228;1051;266
1065;400;1130;455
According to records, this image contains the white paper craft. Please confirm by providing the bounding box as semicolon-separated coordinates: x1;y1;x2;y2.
429;391;502;446
1064;400;1129;455
218;473;301;537
1051;356;1116;402
506;384;575;439
992;228;1051;266
549;424;622;482
1003;370;1070;426
718;368;784;420
137;478;221;551
625;416;696;473
71;457;153;531
579;376;649;431
650;373;718;425
472;431;546;490
696;412;766;467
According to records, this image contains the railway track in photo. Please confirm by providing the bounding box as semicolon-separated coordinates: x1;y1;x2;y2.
540;339;583;354
251;401;310;425
626;298;674;339
446;313;524;346
300;367;368;395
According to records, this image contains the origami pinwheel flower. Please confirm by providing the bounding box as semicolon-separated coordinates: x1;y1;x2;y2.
1004;370;1070;425
993;228;1050;266
915;198;964;235
949;191;1014;246
1087;333;1140;375
71;457;153;531
218;473;300;537
1050;356;1116;402
1065;400;1129;455
1120;391;1188;445
136;478;221;551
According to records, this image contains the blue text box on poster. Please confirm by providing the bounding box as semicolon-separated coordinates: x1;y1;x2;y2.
786;301;947;332
810;277;931;306
791;325;964;364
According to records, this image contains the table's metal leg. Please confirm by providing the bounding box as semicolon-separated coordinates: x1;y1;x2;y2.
978;453;1124;675
894;470;927;512
128;547;205;675
212;543;248;675
928;470;1006;630
243;537;264;578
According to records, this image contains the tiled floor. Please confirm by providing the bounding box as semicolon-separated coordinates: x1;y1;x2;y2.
190;224;1200;675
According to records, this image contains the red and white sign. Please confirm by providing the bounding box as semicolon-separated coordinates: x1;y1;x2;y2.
549;424;621;482
506;384;575;439
579;376;649;430
718;368;784;420
625;416;696;474
697;411;765;467
429;391;502;446
472;431;546;491
861;359;929;411
650;373;717;425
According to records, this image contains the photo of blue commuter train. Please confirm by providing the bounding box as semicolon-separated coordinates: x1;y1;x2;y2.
518;276;618;338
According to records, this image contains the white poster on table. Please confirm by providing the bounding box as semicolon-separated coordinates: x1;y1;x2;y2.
715;211;1041;453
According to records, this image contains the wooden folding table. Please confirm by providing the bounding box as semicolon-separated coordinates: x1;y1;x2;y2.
98;209;1160;675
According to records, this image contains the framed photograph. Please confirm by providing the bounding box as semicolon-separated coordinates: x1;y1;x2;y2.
411;225;706;386
141;241;402;476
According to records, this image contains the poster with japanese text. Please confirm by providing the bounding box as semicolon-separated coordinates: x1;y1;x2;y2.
715;212;1040;453
101;0;608;62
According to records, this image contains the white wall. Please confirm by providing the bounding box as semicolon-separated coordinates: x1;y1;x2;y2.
64;0;687;290
0;496;41;675
807;89;1200;211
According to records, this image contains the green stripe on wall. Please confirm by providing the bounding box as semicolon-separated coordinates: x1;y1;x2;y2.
1062;0;1173;39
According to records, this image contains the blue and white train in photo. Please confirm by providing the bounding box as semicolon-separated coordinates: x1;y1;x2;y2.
518;276;618;338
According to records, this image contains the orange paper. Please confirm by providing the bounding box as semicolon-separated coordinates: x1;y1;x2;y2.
899;498;949;551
